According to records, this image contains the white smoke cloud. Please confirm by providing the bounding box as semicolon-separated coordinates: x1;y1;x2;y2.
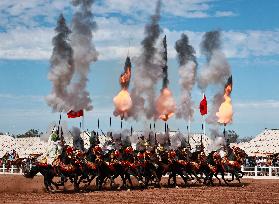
198;31;231;125
68;0;98;111
129;0;162;120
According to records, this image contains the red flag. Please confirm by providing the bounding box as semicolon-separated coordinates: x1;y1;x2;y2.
67;110;84;118
199;94;207;115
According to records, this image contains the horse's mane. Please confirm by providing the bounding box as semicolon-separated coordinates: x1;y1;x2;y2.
190;151;201;161
206;151;216;165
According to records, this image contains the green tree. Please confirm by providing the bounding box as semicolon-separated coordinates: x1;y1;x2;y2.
16;129;43;138
225;130;239;143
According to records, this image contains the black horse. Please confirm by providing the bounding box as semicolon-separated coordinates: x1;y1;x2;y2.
23;161;61;193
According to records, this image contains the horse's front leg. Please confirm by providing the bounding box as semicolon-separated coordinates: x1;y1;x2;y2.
73;174;80;192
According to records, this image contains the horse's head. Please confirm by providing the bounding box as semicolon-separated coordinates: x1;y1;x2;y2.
232;147;247;164
22;158;36;177
95;155;103;165
213;152;222;164
2;153;8;162
197;151;207;164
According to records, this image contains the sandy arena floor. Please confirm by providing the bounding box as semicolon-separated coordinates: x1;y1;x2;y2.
0;175;279;203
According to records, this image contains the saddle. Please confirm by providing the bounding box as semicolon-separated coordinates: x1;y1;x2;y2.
190;162;200;171
86;161;97;170
106;162;116;171
208;164;217;173
59;161;76;173
177;160;188;166
223;159;241;169
36;162;49;168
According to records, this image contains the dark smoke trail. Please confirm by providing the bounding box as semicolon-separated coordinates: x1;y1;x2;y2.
201;31;221;61
198;30;231;125
68;0;98;111
175;33;197;66
175;33;197;121
46;14;74;112
162;35;168;89
129;0;162;120
141;0;162;64
198;31;230;91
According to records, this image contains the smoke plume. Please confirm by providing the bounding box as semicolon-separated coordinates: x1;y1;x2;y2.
156;132;169;146
207;128;225;152
170;132;185;150
129;0;162;119
198;31;231;124
41;121;72;143
112;129;131;149
46;14;74;112
68;0;98;111
175;33;197;121
71;126;85;151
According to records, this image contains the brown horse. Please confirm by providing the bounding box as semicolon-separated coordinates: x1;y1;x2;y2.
2;152;25;171
223;146;247;183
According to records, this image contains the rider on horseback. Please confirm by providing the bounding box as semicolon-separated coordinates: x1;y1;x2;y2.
45;127;63;165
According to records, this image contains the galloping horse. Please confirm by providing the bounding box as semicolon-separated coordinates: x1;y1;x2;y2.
206;146;247;185
223;146;247;183
22;158;60;193
2;151;25;171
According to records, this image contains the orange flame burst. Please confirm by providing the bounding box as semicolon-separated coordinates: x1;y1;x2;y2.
113;89;132;119
113;64;132;119
120;66;131;89
156;88;176;121
216;78;233;124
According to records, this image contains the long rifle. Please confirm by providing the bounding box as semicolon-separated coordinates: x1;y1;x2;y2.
58;112;64;146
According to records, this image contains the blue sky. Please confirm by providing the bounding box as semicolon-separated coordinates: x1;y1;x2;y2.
0;0;279;138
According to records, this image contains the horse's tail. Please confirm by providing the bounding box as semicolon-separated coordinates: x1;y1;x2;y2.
23;165;39;179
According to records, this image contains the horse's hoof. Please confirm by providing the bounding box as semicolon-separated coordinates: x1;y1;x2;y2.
127;189;131;192
49;190;56;194
175;186;179;189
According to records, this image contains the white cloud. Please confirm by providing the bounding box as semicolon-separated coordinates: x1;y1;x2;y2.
215;11;237;17
234;100;279;109
93;0;216;20
0;0;71;29
223;29;279;58
0;0;236;30
0;94;44;102
1;20;279;60
0;27;53;60
1;24;279;60
0;1;277;60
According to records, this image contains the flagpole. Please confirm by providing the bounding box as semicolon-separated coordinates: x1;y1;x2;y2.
188;119;190;144
201;116;204;147
58;112;64;146
203;115;205;136
82;110;85;131
201;92;206;149
188;119;191;135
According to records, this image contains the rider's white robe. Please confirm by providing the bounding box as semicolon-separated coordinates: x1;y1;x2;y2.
45;137;62;165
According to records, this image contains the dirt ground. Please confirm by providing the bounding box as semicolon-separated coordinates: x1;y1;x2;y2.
0;175;279;204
